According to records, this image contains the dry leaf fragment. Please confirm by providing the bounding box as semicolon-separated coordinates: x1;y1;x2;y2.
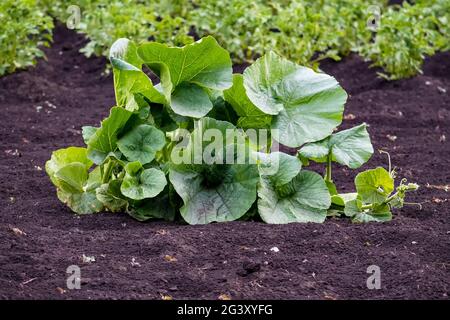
164;255;177;262
432;197;447;204
426;184;449;192
386;134;397;142
131;257;141;267
156;229;168;235
56;287;66;294
82;254;96;264
11;227;26;236
161;294;173;300
324;292;337;300
21;278;37;285
437;86;447;93
5;149;20;156
218;294;231;300
344;113;356;120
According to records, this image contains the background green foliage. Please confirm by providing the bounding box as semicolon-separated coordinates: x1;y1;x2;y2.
0;0;448;79
358;0;450;79
46;0;193;58
0;0;53;76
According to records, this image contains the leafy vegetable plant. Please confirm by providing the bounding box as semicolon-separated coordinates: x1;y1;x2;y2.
46;36;419;224
0;0;53;76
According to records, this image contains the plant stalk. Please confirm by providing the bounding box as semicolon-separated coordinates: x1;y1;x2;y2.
325;153;332;182
102;160;114;184
360;193;398;210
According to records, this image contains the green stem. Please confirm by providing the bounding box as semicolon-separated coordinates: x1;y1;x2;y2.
325;153;332;182
360;204;373;210
102;160;114;184
360;193;398;211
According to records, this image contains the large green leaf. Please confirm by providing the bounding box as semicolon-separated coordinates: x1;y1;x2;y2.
169;118;259;224
206;96;239;124
57;190;103;215
170;82;213;118
224;74;271;129
46;147;92;186
355;167;394;204
257;170;331;224
117;124;166;165
120;162;167;200
110;38;166;109
137;36;232;118
169;164;259;224
81;126;98;144
299;123;373;169
86;107;134;164
243;51;347;147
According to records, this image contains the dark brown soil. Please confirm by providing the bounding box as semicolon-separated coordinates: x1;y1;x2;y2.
0;25;449;300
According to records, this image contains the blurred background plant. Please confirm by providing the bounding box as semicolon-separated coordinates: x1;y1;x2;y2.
0;0;53;76
0;0;448;79
357;0;450;79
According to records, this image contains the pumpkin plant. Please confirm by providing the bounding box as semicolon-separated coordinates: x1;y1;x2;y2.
46;36;418;224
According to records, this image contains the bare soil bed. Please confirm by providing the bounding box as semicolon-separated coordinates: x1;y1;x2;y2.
0;25;449;300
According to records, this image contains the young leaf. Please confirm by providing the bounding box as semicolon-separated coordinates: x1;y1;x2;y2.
96;180;128;213
117;124;166;165
55;163;89;194
120;162;167;200
137;36;233;118
46;147;93;186
110;38;166;109
299;123;373;169
86;107;134;164
355;167;394;204
331;192;358;207
55;166;103;215
243;51;347;147
257;170;331;224
344;200;392;223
